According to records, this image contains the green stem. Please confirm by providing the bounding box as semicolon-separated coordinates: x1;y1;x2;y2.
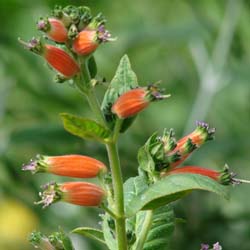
86;88;107;127
78;55;127;250
76;57;107;127
106;142;127;250
82;58;92;85
101;204;118;219
134;210;153;250
113;118;123;142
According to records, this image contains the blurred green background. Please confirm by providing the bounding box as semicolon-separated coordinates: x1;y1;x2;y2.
0;0;250;249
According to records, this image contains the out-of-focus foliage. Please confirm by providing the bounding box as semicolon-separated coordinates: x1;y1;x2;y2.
0;0;250;250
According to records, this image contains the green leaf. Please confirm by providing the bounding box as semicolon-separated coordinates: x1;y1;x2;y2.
88;56;97;78
101;54;138;132
124;174;149;245
60;113;111;143
124;174;149;209
143;206;174;250
137;135;156;174
49;230;75;250
71;227;105;245
102;213;117;250
60;233;75;250
132;206;175;250
125;173;229;217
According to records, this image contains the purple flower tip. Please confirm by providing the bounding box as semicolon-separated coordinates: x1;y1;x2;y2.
98;24;106;33
26;38;40;49
22;161;36;171
196;121;209;128
97;25;114;42
41;181;56;190
200;243;210;250
37;20;46;29
36;182;59;208
213;242;222;250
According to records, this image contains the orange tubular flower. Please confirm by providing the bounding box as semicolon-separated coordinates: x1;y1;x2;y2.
161;165;236;185
37;18;68;43
167;122;215;168
73;25;114;55
61;182;105;206
111;86;170;119
18;38;80;78
177;121;215;148
36;182;105;208
73;29;99;55
163;166;220;181
44;45;80;77
22;154;107;178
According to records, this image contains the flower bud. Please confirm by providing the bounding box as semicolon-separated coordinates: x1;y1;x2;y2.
22;154;107;178
73;29;98;55
111;86;170;119
161;165;237;185
169;138;197;168
73;25;114;55
167;122;215;168
177;121;215;148
44;44;80;77
51;5;72;27
37;18;68;43
162;166;220;180
36;182;105;208
18;38;80;78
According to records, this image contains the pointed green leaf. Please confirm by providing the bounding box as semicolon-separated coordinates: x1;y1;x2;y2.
124;175;149;207
137;139;155;174
71;227;105;245
49;231;75;250
102;213;117;250
60;233;75;250
125;173;229;217
124;174;149;246
88;56;97;78
132;206;175;250
60;113;111;143
101;54;138;132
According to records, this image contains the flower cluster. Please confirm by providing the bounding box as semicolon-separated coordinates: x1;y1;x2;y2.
19;5;113;81
19;4;247;250
23;155;107;207
141;121;237;185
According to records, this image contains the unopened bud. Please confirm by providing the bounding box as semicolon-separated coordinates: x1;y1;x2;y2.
22;154;107;178
161;165;238;186
73;24;114;55
37;18;68;43
19;38;80;78
36;182;105;208
167;122;215;168
111;86;170;119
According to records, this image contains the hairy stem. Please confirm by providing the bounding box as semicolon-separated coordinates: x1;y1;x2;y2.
80;57;127;250
134;210;153;250
106;142;127;250
86;88;107;127
113;118;123;142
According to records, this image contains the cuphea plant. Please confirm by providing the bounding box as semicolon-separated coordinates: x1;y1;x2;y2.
20;5;249;250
